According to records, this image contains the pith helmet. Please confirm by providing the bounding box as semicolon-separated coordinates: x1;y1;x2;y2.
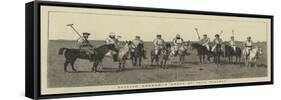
82;32;90;36
215;34;220;37
109;32;116;36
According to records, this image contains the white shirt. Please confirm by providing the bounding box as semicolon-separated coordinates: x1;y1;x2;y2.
106;37;118;45
229;40;236;46
132;39;143;46
153;38;165;47
201;38;210;45
245;40;253;47
172;38;184;46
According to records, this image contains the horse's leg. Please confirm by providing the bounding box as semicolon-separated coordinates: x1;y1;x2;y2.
214;56;216;64
202;55;205;63
235;56;238;64
118;61;122;71
122;60;126;70
92;61;99;72
151;56;154;66
156;56;159;65
138;57;142;66
69;60;77;72
64;61;69;72
244;57;249;67
131;57;134;66
199;55;202;64
181;55;185;64
207;51;211;62
218;55;221;64
134;57;137;66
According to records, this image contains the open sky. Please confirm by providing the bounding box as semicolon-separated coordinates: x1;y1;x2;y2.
45;6;270;42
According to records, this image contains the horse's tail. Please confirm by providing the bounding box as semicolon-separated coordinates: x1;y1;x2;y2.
58;48;68;55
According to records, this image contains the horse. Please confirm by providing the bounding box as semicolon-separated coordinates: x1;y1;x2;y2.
224;45;242;64
190;43;211;64
58;44;116;72
151;43;171;67
212;44;224;65
170;43;190;64
117;41;134;71
243;47;263;67
131;43;145;66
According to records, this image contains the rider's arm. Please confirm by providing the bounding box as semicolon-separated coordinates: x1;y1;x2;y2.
140;40;144;44
172;39;176;45
153;39;157;46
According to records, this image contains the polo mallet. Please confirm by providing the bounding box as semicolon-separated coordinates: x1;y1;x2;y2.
194;28;201;40
219;30;223;36
66;24;85;40
232;29;234;37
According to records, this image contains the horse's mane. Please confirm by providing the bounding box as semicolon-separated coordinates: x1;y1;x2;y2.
96;44;113;49
191;42;202;47
225;44;231;48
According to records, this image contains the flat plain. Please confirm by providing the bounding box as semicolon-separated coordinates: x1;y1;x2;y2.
47;40;268;88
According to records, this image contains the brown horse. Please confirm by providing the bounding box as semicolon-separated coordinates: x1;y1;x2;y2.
58;44;116;72
151;43;171;68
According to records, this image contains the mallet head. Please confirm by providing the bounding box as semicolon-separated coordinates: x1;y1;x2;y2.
66;24;74;26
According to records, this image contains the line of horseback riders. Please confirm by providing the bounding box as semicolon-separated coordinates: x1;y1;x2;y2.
78;30;260;63
59;30;263;72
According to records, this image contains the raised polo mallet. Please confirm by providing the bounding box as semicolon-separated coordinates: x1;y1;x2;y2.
219;30;223;36
66;24;84;40
194;28;201;40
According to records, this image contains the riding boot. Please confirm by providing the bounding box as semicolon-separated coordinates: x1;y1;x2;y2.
113;54;118;62
142;50;147;59
174;51;178;57
88;54;94;62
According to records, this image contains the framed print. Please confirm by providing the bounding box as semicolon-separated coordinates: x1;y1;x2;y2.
25;1;273;99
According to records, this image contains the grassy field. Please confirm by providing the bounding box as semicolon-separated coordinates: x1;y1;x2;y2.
47;40;268;88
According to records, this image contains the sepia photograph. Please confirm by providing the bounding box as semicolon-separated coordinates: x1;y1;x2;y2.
38;4;272;95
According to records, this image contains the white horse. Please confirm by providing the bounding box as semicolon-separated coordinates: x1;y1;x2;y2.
170;43;189;64
243;47;263;67
117;41;134;71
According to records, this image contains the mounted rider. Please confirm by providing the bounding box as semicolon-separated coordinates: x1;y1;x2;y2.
200;34;211;51
153;34;165;55
229;36;237;52
172;34;184;56
105;32;119;62
77;32;94;61
132;36;147;59
211;34;223;52
244;36;254;56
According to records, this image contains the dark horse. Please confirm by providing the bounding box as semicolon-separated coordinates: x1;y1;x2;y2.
224;45;242;63
212;44;223;65
131;43;145;66
58;44;116;72
151;43;171;68
190;43;211;64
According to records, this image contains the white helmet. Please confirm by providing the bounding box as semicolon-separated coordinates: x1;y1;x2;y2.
109;32;116;37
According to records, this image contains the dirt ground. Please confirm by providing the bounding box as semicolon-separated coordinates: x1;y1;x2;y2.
47;40;268;88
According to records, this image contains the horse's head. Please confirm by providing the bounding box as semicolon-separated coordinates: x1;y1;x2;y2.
106;44;116;51
125;41;136;50
165;43;171;49
190;43;200;50
257;47;263;56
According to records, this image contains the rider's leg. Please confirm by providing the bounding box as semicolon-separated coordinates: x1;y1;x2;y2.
211;45;216;52
142;49;147;59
